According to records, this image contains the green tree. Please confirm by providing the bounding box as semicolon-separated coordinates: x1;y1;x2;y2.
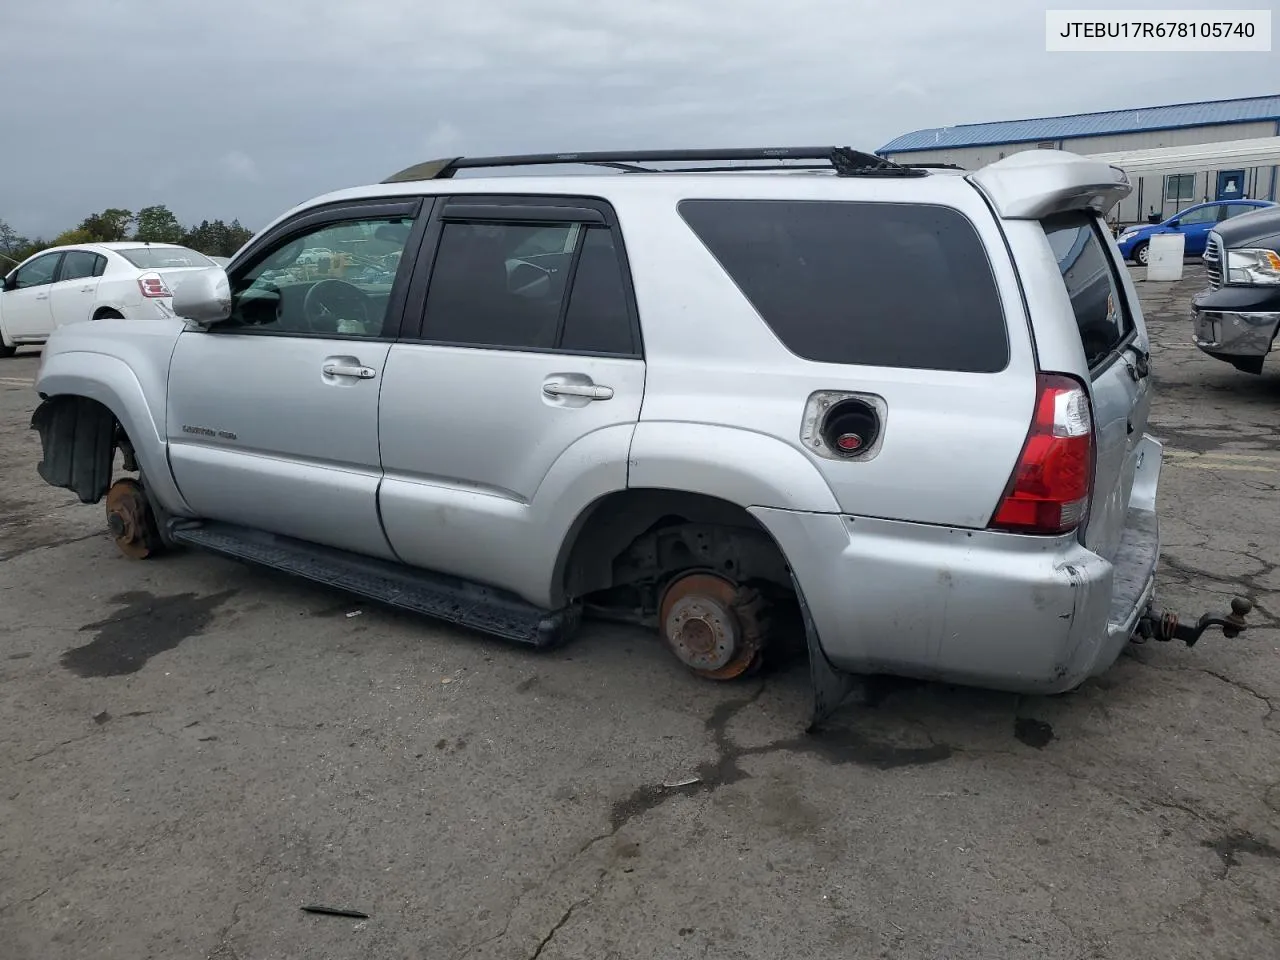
134;204;185;243
182;218;255;257
0;219;24;255
0;219;45;266
78;208;134;242
53;227;95;246
225;219;254;254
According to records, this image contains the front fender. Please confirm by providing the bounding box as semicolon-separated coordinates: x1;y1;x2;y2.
628;422;841;513
35;350;191;515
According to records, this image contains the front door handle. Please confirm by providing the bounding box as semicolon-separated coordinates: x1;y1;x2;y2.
543;381;613;401
323;362;377;379
35;293;49;301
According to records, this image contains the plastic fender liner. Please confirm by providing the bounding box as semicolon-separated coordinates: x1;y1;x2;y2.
30;395;116;504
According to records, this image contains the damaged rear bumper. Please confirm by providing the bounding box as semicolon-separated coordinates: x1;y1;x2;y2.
754;434;1252;725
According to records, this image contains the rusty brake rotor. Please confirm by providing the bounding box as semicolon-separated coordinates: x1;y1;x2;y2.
105;478;160;560
658;572;768;680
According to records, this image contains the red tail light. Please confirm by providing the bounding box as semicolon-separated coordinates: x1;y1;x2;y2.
989;374;1094;536
137;273;172;298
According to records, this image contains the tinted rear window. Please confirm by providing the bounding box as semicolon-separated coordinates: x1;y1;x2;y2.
1042;214;1132;369
678;199;1008;372
116;247;214;269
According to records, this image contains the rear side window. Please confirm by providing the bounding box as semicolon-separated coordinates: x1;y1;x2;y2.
560;228;635;354
421;220;636;355
678;199;1008;373
58;250;102;282
1042;215;1133;369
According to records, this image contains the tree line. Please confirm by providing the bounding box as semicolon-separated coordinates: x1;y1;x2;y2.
0;204;254;267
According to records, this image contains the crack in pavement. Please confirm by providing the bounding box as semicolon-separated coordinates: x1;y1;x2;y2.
206;900;245;960
528;897;589;960
1156;553;1280;631
0;887;50;914
0;531;105;563
24;708;165;762
1200;669;1276;723
453;688;950;960
25;732;97;763
608;684;952;835
452;921;513;960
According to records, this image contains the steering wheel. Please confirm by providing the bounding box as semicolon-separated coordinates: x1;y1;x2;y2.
302;279;372;334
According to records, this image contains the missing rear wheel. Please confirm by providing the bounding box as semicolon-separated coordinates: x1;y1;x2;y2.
658;572;770;680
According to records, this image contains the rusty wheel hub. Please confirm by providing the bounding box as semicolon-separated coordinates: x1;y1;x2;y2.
105;478;160;560
659;572;768;680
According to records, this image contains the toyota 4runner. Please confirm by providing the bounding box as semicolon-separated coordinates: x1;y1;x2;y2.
30;146;1250;725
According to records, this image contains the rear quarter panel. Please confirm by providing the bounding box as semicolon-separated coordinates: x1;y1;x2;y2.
614;177;1037;528
1001;217;1153;561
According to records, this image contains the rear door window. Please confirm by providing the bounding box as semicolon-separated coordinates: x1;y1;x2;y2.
58;250;101;282
1042;214;1133;369
420;218;638;356
677;199;1008;373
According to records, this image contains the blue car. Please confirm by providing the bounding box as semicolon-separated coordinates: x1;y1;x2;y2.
1115;199;1276;265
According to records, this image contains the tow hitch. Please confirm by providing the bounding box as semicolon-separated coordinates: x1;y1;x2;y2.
1135;597;1253;647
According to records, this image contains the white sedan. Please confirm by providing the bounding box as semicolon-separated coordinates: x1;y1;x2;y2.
0;242;219;357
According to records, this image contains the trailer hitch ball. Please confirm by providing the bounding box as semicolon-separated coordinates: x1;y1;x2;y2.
1140;596;1253;647
1223;596;1253;639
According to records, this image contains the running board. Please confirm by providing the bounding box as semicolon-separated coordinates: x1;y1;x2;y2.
168;521;579;648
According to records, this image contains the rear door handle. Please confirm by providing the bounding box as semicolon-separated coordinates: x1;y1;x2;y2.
80;286;95;293
35;294;48;301
323;362;377;379
543;381;613;401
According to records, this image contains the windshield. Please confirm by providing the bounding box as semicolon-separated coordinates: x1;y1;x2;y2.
116;247;214;269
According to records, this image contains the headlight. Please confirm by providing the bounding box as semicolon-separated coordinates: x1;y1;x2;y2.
1118;230;1139;242
1226;248;1280;285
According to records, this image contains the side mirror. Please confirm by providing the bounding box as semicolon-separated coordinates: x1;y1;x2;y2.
1167;219;1181;229
170;267;232;326
2;273;15;292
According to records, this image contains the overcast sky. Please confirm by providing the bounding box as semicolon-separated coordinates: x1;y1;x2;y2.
2;0;1276;238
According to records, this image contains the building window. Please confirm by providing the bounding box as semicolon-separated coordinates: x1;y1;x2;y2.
1165;173;1195;202
1037;141;1056;149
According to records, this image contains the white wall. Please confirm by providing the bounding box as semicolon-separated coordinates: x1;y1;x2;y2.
884;120;1279;224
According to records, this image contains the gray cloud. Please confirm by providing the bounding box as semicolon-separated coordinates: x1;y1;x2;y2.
2;0;1275;237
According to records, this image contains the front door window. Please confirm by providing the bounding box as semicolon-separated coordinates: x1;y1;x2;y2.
227;218;415;337
12;252;64;289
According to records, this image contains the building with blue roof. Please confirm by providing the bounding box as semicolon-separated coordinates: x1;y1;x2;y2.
879;94;1280;224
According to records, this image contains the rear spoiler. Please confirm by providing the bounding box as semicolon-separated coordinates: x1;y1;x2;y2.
967;150;1132;220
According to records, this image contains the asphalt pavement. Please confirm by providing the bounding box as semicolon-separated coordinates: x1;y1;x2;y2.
2;264;1278;960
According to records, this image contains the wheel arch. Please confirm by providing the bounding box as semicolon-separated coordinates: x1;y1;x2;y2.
35;351;190;513
549;423;838;605
552;487;795;605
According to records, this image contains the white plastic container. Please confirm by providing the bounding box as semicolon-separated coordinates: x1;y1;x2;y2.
1146;232;1185;281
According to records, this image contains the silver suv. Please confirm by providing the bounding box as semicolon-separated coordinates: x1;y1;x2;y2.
29;146;1249;724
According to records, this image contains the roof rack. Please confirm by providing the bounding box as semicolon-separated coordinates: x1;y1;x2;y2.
380;147;928;183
